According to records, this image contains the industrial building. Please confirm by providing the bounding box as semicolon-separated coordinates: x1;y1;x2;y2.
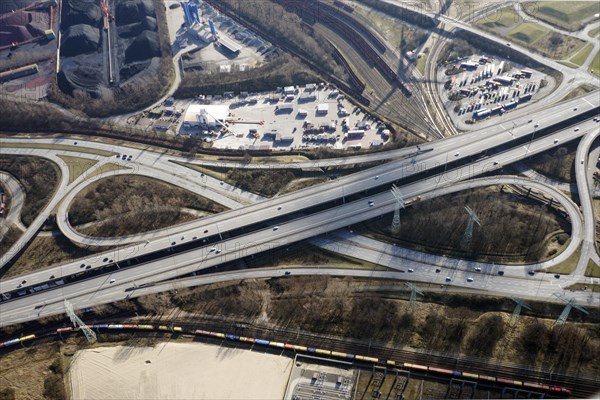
182;104;229;129
316;103;329;114
218;36;242;55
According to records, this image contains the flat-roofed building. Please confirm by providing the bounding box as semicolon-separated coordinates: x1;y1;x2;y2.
218;36;242;55
182;104;229;129
316;103;328;114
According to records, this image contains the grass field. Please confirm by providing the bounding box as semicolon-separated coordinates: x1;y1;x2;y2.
57;156;98;185
543;244;581;274
570;43;594;66
590;26;600;38
523;1;600;31
416;52;428;75
560;83;597;101
590;50;600;76
86;162;130;179
507;22;550;44
585;259;600;278
500;22;587;59
475;6;520;29
566;283;600;292
558;60;579;69
0;142;116;157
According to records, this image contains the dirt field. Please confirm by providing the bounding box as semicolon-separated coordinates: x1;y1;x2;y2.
68;342;293;399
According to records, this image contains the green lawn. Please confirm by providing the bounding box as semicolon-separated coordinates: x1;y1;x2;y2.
519;26;586;60
570;43;594;66
508;22;550;44
558;60;578;69
590;50;600;76
560;84;597;101
0;142;116;157
543;244;581;274
475;6;520;29
416;53;428;75
585;259;600;278
589;26;600;38
523;1;600;31
57;156;98;185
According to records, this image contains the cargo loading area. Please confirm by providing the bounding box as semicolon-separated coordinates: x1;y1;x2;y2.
176;84;390;151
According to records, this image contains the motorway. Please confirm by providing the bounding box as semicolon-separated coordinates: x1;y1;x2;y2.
0;172;25;235
0;92;597;269
574;131;600;276
0;91;596;295
1;113;599;326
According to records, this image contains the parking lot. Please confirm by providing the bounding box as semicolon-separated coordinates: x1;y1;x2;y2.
438;54;555;125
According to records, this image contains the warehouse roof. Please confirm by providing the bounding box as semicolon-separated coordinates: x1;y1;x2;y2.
218;36;242;54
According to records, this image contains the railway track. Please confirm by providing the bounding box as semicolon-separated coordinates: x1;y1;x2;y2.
127;317;599;398
2;314;598;398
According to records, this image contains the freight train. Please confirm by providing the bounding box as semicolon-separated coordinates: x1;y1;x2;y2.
1;324;572;395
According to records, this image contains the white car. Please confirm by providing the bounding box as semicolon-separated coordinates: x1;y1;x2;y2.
368;200;374;207
273;226;279;231
467;277;474;282
553;138;559;143
574;127;579;132
109;279;116;284
475;267;481;272
374;175;379;180
454;152;460;157
408;268;414;272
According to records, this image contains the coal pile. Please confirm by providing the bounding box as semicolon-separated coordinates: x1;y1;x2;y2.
116;0;155;26
60;24;100;57
116;15;157;38
58;0;163;103
0;9;48;47
62;0;102;28
119;59;151;80
124;30;159;63
58;67;100;95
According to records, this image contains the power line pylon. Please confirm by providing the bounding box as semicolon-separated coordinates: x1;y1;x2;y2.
404;282;424;308
462;206;481;249
390;185;405;234
511;298;532;321
553;293;588;325
64;300;97;343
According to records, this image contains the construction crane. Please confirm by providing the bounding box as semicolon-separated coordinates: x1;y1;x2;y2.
101;0;111;31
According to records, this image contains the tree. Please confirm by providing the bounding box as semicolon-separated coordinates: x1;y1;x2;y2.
549;32;563;47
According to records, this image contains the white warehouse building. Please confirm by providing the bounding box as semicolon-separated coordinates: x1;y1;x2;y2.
182;104;229;129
